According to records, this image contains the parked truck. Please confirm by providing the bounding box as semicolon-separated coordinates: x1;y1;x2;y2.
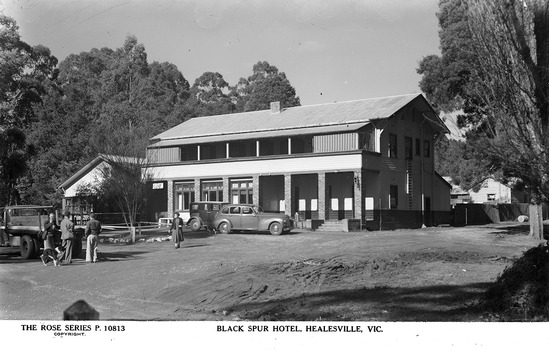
0;205;84;259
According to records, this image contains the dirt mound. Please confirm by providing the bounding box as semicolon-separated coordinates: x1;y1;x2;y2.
478;243;549;321
155;251;499;320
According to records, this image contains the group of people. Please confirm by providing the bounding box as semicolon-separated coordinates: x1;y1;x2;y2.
40;211;102;266
39;210;183;266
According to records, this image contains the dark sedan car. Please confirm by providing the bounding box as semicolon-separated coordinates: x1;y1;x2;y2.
187;201;227;231
213;204;293;235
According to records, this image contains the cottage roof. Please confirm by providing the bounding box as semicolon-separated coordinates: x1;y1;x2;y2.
57;154;143;192
149;93;448;147
442;176;469;195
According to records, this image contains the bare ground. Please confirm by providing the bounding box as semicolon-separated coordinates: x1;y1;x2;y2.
0;223;542;321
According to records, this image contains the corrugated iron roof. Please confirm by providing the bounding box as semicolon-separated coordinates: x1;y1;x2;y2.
57;154;144;191
149;93;447;145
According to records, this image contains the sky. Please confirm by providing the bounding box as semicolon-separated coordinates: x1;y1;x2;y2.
0;0;441;106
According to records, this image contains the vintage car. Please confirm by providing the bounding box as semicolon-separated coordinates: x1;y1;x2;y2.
186;201;227;231
157;217;173;234
213;204;293;235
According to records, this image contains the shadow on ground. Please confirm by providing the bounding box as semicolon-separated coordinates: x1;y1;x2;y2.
228;282;492;321
0;248;41;264
486;224;530;236
94;250;150;261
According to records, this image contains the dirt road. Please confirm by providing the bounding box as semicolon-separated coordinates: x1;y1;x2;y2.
0;223;540;321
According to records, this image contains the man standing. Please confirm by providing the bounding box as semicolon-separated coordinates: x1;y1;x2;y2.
58;211;75;264
85;213;101;263
170;212;185;249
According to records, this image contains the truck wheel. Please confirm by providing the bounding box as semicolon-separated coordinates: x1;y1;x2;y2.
269;222;283;235
32;237;41;258
189;219;201;232
72;239;83;259
20;235;35;260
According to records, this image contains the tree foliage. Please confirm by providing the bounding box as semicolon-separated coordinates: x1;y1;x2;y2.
231;61;301;112
465;0;549;204
184;72;236;117
1;15;302;211
97;154;152;228
418;0;549;238
0;127;35;204
0;15;57;205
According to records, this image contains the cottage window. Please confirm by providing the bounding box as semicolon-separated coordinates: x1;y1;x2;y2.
415;138;421;156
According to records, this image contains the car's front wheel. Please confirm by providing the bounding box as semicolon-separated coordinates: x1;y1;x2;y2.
218;222;231;234
269;222;283;235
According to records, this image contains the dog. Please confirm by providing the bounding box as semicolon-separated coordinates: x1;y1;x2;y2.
40;246;65;266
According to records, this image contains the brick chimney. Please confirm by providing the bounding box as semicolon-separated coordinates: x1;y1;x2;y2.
270;101;280;114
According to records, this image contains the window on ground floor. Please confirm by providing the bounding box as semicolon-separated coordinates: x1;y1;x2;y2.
174;182;195;212
390;185;398;209
231;179;253;204
202;181;223;201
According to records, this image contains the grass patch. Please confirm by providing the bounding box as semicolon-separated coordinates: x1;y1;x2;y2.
478;243;549;321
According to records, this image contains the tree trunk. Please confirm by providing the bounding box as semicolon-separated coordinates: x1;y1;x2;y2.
528;204;544;239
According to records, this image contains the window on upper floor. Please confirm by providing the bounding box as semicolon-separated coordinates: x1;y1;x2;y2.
200;143;225;160
292;136;313;154
405;137;413;160
388;133;398;158
259;139;274;156
229;140;256;158
424;140;431;158
180;145;198;161
415;138;421;156
359;129;376;152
